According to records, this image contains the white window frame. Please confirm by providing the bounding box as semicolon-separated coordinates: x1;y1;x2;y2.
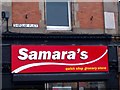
46;1;71;30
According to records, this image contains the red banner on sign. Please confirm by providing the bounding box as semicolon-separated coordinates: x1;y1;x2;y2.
11;45;109;73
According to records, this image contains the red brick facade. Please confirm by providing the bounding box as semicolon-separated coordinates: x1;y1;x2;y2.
77;2;104;29
12;2;41;24
12;2;104;30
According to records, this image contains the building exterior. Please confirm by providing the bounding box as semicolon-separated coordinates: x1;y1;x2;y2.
2;0;120;90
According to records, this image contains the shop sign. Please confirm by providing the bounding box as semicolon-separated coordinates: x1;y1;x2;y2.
11;45;109;73
13;24;38;28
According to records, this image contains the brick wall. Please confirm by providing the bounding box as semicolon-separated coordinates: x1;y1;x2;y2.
3;2;117;34
77;2;104;29
12;2;104;29
12;2;41;24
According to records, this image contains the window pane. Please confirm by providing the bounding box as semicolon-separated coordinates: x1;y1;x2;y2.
46;81;106;90
46;2;69;26
46;82;77;90
119;2;120;25
79;81;106;90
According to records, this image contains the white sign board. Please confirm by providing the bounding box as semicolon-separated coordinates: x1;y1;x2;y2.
79;87;84;90
104;12;115;29
13;24;39;28
52;86;71;90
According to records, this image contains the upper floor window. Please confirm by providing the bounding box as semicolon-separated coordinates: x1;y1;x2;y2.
46;1;71;30
119;1;120;26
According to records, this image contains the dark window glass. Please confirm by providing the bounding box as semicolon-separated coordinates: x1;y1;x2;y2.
46;2;69;26
119;2;120;26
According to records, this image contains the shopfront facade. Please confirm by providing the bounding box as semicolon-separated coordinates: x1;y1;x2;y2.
2;34;119;90
2;1;119;90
